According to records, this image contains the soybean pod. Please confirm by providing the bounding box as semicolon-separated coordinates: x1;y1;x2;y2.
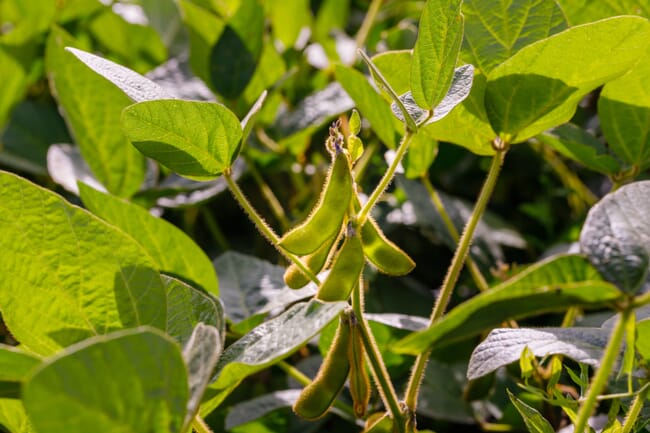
348;312;371;418
292;313;351;420
279;147;353;256
316;225;365;302
360;216;415;276
283;227;341;289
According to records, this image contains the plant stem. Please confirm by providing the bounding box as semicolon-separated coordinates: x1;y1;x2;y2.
224;171;320;285
403;150;506;411
621;383;650;433
357;131;414;226
191;415;214;433
573;308;632;433
245;156;291;231
352;282;405;432
355;0;383;50
421;175;489;292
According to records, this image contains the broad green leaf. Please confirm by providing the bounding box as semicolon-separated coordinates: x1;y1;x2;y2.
393;254;623;355
461;0;568;74
164;275;225;347
235;41;286;116
467;327;609;380
410;0;464;110
182;323;222;429
555;0;650;25
599;52;650;170
0;0;55;44
335;65;402;149
421;71;497;155
267;0;311;48
507;390;555;433
56;0;104;24
537;124;621;175
0;345;40;383
635;319;650;361
485;17;650;143
122;99;243;180
23;328;188;433
0;171;166;356
201;299;347;414
225;389;301;430
65;47;174;103
78;183;219;296
0;45;29;130
418;359;474;424
241;90;267;145
88;8;167;73
372;50;412;95
46;144;104;195
46;27;146;197
0;399;33;433
580;180;650;294
403;129;438;179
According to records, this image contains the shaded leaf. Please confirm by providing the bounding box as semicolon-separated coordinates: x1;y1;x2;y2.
507;389;555;433
0;345;40;383
46;144;106;195
393;255;623;355
225;389;302;429
365;313;428;332
418;359;474;424
0;171;166;356
23;328;188;433
580;180;650;294
555;0;650;25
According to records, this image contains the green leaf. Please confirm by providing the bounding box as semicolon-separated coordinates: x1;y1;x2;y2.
78;183;219;296
182;323;222;429
0;0;55;44
0;345;40;383
372;50;412;95
164;275;225;347
121;99;243;180
580;180;650;294
410;0;464;110
0;45;29;130
65;47;173;103
403;129;438;179
507;389;555;433
225;389;301;430
267;0;312;48
485;16;650;143
418;359;474;424
635;319;650;361
555;0;650;25
0;399;33;433
599;52;650;170
537;124;621;175
23;328;188;433
468;327;609;380
461;0;568;74
241;90;267;146
201;299;347;414
335;65;402;149
393;254;623;355
0;171;166;356
46;27;146;197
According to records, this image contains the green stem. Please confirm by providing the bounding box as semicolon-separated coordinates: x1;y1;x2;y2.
224;171;320;285
355;0;383;50
421;176;489;292
403;150;506;411
191;415;214;433
245;156;291;231
621;383;650;433
574;308;632;433
357;131;414;226
352;283;405;433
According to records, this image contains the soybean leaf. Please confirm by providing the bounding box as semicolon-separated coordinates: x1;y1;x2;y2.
403;129;438;179
467;327;610;380
507;390;555;433
372;50;412;95
0;0;55;44
121;99;243;180
46;27;146;197
410;0;464;110
636;319;650;361
267;0;312;49
335;65;402;149
485;17;650;144
225;389;302;430
182;323;222;429
46;144;105;195
393;254;623;355
0;346;40;383
0;45;29;130
201;299;347;414
0;400;33;433
0;171;166;356
78;183;219;296
164;276;225;347
65;47;174;103
555;0;650;25
418;359;474;424
365;313;429;332
461;0;568;74
580;180;650;295
23;328;188;433
599;53;650;170
241;90;267;145
537;124;621;175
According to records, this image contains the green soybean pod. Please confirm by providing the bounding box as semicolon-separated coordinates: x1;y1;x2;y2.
283;227;341;289
316;227;365;302
279;149;353;256
348;313;371;418
293;314;351;420
360;216;415;276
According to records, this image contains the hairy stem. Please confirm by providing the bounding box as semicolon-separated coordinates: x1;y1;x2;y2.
621;383;650;433
192;415;214;433
574;308;631;433
404;150;506;410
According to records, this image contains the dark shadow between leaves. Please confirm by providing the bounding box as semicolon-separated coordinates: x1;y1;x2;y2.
209;26;258;100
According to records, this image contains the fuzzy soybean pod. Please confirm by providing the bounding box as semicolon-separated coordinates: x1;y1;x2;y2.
360;216;415;276
292;313;351;420
279;149;353;256
316;226;365;302
348;313;371;418
283;227;341;289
